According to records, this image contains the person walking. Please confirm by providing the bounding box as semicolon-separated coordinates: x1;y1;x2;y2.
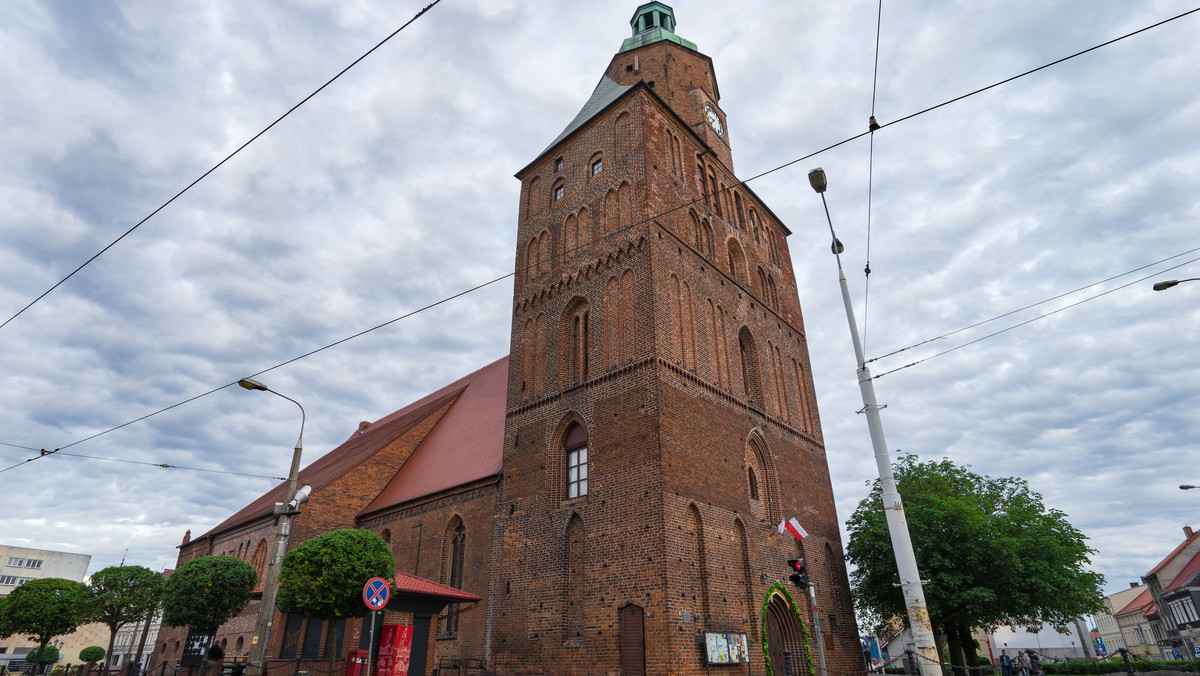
1000;650;1014;676
1017;650;1031;676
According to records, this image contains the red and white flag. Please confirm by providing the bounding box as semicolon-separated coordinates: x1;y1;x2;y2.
778;517;808;541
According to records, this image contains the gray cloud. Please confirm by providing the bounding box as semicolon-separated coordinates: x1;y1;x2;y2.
1;1;1197;597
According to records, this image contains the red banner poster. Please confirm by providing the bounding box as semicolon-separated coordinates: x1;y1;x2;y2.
389;626;414;676
376;624;399;657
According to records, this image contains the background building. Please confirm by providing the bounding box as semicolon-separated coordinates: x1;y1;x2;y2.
1095;583;1146;656
0;545;99;673
1142;526;1200;660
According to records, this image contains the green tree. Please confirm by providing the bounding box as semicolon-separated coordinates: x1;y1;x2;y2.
87;565;165;675
79;647;107;664
26;644;60;667
277;530;395;674
162;556;257;676
845;455;1104;675
2;578;89;672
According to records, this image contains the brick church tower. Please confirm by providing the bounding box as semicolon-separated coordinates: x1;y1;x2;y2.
490;3;862;674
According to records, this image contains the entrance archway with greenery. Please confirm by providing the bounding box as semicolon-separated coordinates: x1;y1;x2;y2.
760;584;815;676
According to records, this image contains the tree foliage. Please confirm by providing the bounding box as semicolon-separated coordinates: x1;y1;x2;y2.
88;565;165;674
845;455;1104;666
79;647;107;663
3;578;89;667
26;644;60;665
278;530;395;672
162;556;257;636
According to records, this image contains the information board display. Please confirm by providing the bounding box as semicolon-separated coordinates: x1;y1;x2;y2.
704;632;750;664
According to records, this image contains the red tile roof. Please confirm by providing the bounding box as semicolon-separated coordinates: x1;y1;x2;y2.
200;357;506;539
361;357;508;515
391;571;481;602
1115;587;1153;616
1165;550;1200;591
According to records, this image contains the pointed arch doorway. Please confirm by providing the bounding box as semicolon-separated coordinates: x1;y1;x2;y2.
764;590;811;676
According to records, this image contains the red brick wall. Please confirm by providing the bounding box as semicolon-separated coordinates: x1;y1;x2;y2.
491;34;860;674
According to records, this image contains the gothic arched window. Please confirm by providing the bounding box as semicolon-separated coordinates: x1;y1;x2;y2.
441;521;466;637
565;422;589;499
739;326;762;403
563;299;590;385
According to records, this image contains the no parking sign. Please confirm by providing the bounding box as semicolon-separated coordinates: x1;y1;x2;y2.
363;577;389;610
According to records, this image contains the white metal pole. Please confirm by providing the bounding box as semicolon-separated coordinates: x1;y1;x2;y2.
809;583;828;676
810;174;941;676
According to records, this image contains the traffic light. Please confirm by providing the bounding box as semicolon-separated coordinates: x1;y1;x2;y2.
787;558;809;588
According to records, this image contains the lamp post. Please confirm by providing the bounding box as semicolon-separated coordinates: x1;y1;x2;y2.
1152;278;1199;291
808;167;940;676
239;377;306;676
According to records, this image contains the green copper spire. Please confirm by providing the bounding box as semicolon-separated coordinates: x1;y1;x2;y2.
619;2;698;53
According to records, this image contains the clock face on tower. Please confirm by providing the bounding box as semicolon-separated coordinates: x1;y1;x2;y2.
704;104;724;137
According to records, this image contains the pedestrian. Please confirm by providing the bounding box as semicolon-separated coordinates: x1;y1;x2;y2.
1017;650;1031;676
1000;650;1013;676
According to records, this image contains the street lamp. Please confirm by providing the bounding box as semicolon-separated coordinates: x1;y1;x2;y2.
239;377;307;676
1180;485;1197;490
1153;278;1199;291
808;167;940;676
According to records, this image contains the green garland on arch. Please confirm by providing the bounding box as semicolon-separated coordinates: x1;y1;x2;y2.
760;583;815;676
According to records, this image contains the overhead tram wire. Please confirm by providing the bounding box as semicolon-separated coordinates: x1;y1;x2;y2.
0;0;444;334
866;247;1200;365
50;451;287;481
862;0;886;355
869;253;1200;380
3;9;1195;474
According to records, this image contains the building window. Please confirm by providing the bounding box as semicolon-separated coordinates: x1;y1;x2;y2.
565;423;588;499
554;184;564;201
441;523;466;638
591;158;603;175
555;157;564;172
748;467;759;501
4;557;38;568
739;327;762;403
564;300;590;385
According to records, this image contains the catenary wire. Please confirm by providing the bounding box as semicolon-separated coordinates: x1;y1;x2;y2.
867;246;1200;365
3;8;1194;473
0;0;444;334
862;0;886;356
870;255;1200;380
49;450;287;480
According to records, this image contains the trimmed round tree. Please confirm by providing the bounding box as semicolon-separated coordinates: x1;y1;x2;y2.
3;578;89;669
162;556;257;676
87;565;165;675
277;530;395;674
79;647;107;664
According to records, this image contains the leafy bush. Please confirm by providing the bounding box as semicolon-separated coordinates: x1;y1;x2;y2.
26;645;60;664
79;647;106;663
1039;658;1200;674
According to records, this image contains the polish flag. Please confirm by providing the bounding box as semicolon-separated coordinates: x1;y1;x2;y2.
778;517;808;541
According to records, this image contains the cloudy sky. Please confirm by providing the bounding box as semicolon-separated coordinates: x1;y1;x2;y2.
2;0;1197;602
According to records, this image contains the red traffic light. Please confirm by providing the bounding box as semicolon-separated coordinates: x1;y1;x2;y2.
787;558;809;588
